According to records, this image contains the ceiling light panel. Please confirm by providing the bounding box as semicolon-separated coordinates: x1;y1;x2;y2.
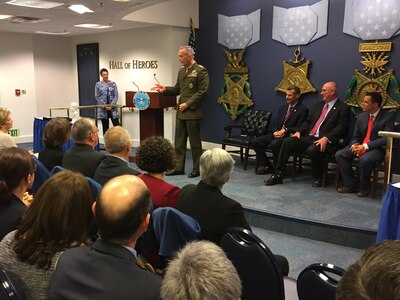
68;4;93;14
6;0;64;9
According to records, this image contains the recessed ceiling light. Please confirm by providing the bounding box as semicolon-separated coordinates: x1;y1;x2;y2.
68;4;93;14
74;23;112;29
36;30;70;35
113;0;131;2
0;15;12;20
6;0;64;9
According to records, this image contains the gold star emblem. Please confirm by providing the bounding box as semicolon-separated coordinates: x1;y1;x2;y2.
275;60;316;95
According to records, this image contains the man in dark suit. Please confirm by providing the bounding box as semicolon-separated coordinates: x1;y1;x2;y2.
251;85;308;175
94;126;140;185
48;175;161;300
266;81;351;187
62;117;106;178
153;45;209;178
335;92;394;197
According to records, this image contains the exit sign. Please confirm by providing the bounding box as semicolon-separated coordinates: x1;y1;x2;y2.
8;129;20;137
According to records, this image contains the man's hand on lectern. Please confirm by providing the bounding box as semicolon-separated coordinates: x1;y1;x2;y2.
151;84;166;93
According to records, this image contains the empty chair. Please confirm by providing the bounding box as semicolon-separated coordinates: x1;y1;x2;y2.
220;227;285;300
31;155;50;193
0;269;21;300
222;109;272;170
297;263;345;300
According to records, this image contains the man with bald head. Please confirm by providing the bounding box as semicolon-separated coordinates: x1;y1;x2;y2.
266;82;351;187
48;175;161;300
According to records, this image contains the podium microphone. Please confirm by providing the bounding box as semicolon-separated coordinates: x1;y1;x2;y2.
132;81;140;91
153;73;160;84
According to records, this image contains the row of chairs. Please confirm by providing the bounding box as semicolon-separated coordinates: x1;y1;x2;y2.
221;227;345;300
222;109;399;198
31;156;102;199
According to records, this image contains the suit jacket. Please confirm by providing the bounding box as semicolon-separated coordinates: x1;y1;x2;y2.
47;239;161;300
62;144;106;178
350;110;394;150
94;155;140;186
164;62;209;120
178;181;251;244
274;103;309;135
0;194;26;241
298;99;351;146
38;146;64;171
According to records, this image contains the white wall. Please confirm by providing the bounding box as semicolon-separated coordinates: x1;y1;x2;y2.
0;26;188;145
70;25;188;145
0;32;37;143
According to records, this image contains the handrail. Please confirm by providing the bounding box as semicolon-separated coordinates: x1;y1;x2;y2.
48;104;132;127
378;130;400;196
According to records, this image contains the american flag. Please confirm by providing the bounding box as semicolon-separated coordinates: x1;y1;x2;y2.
189;18;196;56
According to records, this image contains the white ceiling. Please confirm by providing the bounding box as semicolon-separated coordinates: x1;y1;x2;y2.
0;0;172;35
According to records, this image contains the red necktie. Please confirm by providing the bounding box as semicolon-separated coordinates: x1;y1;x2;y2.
282;106;294;129
309;104;329;136
358;115;374;157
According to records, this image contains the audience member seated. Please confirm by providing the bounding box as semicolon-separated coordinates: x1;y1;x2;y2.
0;107;17;150
336;240;400;300
0;171;94;300
62;117;106;178
266;81;350;187
136;136;180;208
335;92;394;197
0;148;35;240
38;117;71;171
94;126;140;185
251;85;308;175
161;240;242;300
178;148;251;244
48;175;161;300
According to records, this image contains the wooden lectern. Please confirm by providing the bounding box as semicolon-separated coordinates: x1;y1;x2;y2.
125;91;176;141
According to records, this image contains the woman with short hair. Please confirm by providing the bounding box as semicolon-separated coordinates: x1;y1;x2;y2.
38;117;71;170
0;107;17;150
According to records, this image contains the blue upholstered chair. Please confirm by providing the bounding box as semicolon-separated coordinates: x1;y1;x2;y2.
31;155;50;193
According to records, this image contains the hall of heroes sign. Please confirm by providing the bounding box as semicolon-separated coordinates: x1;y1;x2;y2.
109;59;158;70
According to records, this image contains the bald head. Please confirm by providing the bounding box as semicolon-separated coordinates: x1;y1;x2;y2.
96;175;150;242
321;81;338;103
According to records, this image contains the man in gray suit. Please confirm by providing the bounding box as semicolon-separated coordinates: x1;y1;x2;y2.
48;175;161;300
153;45;209;178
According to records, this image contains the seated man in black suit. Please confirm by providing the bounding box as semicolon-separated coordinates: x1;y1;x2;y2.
94;126;140;185
251;85;308;175
266;81;351;187
335;92;394;197
48;175;161;300
62;117;106;178
178;148;289;275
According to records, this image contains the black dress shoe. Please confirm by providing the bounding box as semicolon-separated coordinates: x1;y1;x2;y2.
357;189;369;197
256;166;275;175
312;178;322;187
188;171;200;178
165;170;185;176
337;185;358;193
265;174;283;186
